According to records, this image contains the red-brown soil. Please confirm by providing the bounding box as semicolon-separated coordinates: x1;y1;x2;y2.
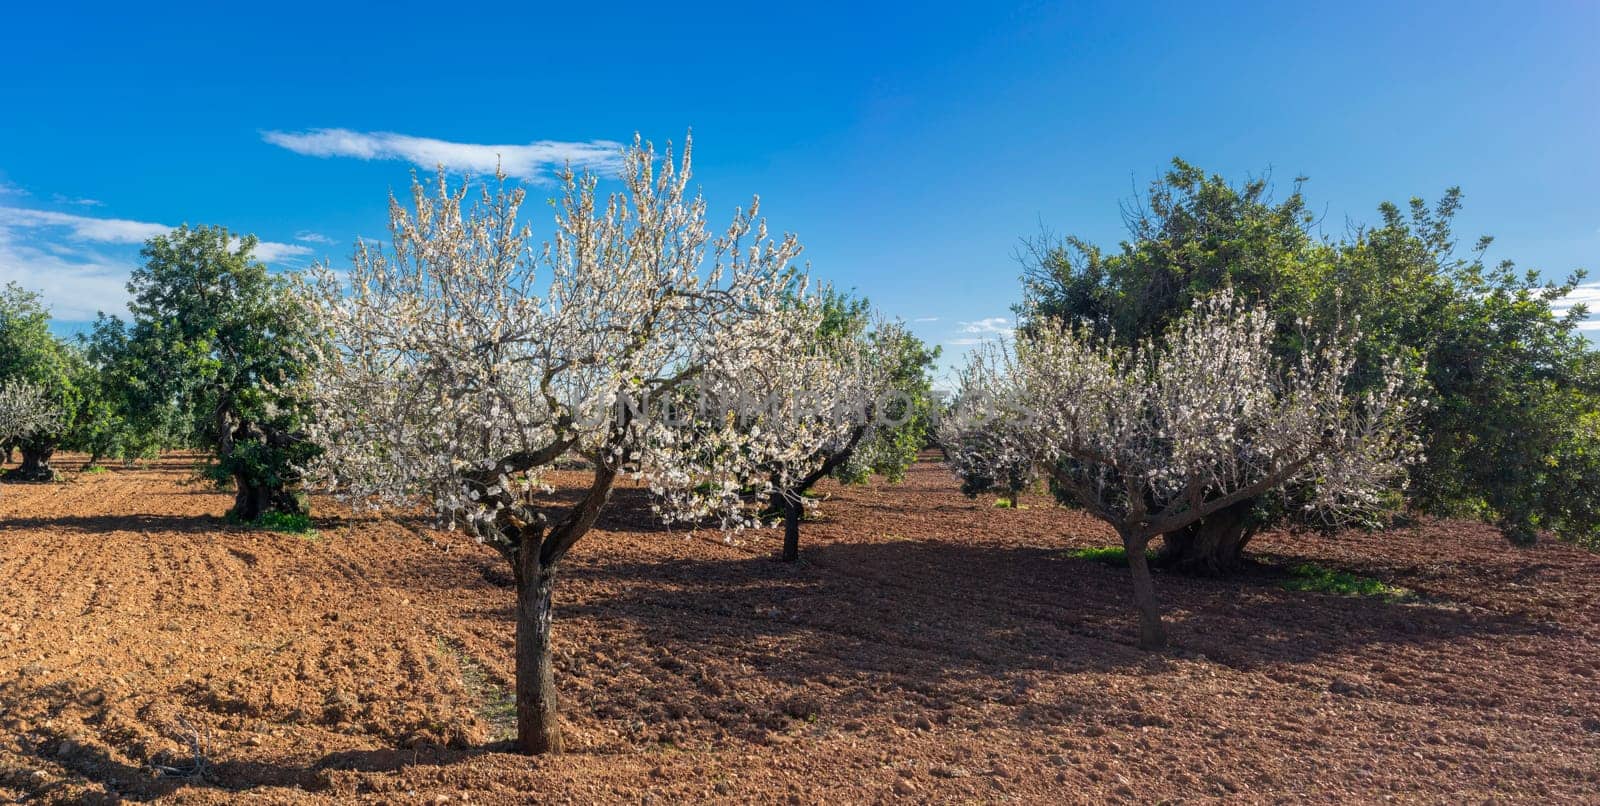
2;454;1598;804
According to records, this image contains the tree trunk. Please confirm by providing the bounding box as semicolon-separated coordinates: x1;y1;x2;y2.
781;499;803;562
514;550;562;754
7;443;57;482
1155;499;1256;575
1122;532;1167;650
228;472;307;523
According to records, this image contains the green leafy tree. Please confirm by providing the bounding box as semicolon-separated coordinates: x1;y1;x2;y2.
822;291;943;486
80;314;185;465
104;225;320;520
1021;160;1599;566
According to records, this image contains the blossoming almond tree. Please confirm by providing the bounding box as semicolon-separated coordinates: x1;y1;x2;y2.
0;378;61;499
302;136;803;754
947;291;1417;649
654;302;921;561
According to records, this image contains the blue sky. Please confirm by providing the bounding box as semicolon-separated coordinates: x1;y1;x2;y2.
2;0;1597;381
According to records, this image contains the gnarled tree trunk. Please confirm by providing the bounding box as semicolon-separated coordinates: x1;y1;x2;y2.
1155;499;1257;575
229;472;308;522
221;417;307;523
7;442;57;482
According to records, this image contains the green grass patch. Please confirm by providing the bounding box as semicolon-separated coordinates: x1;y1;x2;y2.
438;638;515;741
1281;563;1410;600
248;510;318;537
80;465;109;475
992;497;1013;508
1062;545;1155;566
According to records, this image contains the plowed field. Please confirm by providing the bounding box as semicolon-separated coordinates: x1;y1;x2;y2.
2;454;1598;803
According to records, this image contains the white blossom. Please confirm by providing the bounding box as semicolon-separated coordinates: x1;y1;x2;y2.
299;134;804;552
945;290;1419;648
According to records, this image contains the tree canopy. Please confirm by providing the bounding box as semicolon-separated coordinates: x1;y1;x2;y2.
93;226;320;521
1020;160;1600;552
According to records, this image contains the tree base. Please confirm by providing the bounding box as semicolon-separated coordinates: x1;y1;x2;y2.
2;466;56;483
1154;500;1256;576
227;483;309;524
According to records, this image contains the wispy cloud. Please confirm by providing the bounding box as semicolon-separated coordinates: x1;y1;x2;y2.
262;128;624;181
0;229;132;321
1554;281;1600;332
944;316;1013;349
295;230;336;244
0;181;28;197
252;240;314;261
0;205;311;321
52;193;103;207
958;317;1011;335
2;206;169;244
914;316;940;323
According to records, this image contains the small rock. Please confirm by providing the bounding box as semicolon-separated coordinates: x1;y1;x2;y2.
893;779;917;795
713;781;733;795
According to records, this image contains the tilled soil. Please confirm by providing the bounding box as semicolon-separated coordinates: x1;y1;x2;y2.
1;454;1598;804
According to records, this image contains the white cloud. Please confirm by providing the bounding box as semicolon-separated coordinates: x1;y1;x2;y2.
914;316;940;323
0;229;132;321
251;240;313;261
958;317;1011;334
1552;281;1600;333
1552;281;1600;314
262;128;624;181
52;193;103;207
1;206;307;259
0;205;312;321
946;337;986;346
1;206;168;244
0;181;29;197
295;230;335;244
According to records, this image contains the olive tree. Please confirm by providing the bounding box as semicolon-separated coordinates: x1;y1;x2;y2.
0;379;61;474
0;284;78;480
303;136;801;754
948;292;1416;649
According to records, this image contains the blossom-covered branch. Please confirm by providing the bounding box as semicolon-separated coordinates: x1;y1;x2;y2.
947;290;1418;648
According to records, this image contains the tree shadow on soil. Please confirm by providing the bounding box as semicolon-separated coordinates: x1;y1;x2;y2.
554;534;1548;680
0;514;229;535
17;714;502;802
